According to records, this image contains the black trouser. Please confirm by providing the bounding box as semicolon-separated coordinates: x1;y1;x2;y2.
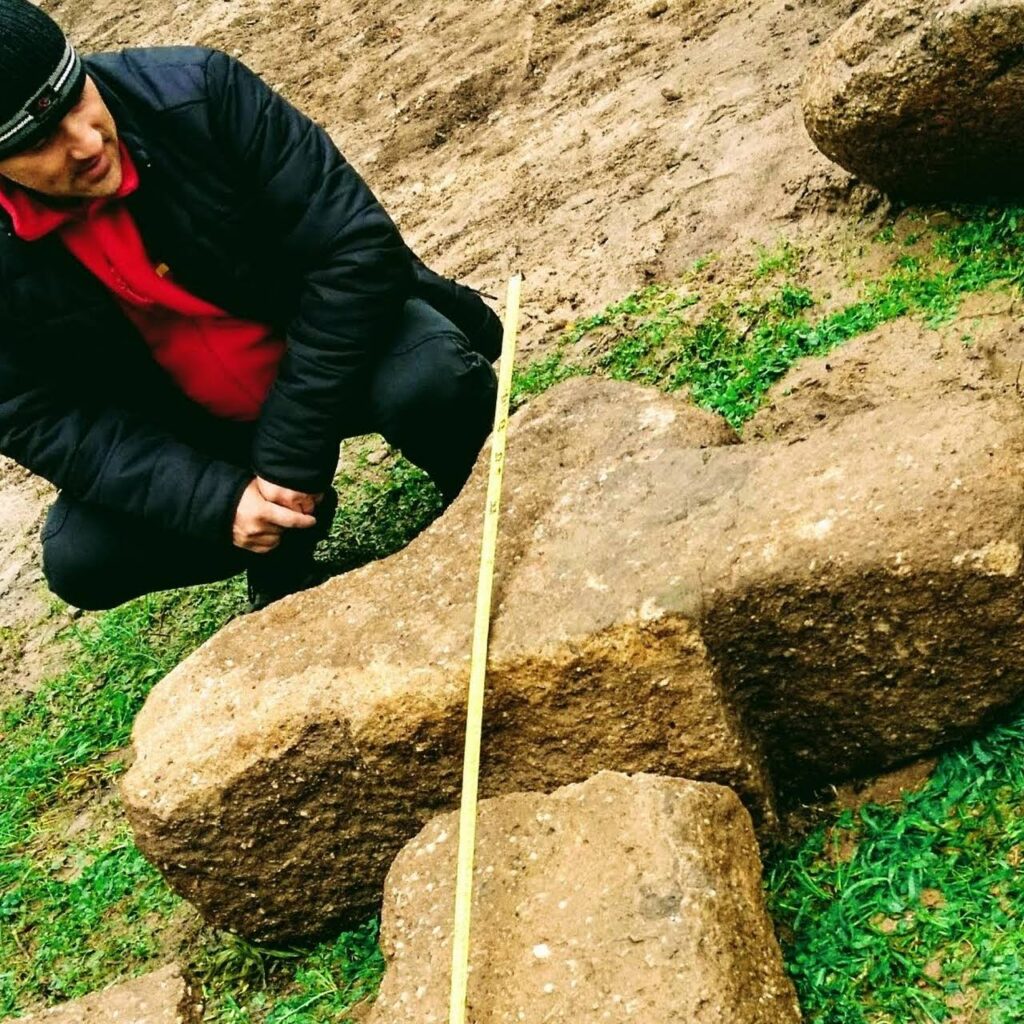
41;298;497;610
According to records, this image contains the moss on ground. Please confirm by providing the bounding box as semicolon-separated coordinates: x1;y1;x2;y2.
2;202;1024;1021
513;205;1024;428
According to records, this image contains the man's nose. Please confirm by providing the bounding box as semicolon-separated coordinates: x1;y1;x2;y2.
64;118;104;161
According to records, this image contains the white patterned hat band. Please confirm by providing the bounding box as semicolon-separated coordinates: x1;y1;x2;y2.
0;39;85;158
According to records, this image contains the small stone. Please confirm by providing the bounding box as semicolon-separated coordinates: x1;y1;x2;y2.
367;773;801;1024
3;964;201;1023
660;87;682;102
647;1;669;16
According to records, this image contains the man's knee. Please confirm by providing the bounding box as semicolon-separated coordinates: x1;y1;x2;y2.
362;300;499;502
43;561;114;611
42;509;117;610
390;350;493;420
42;496;247;610
373;323;496;428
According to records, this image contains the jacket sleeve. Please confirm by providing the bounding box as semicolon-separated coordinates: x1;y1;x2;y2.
205;51;414;494
0;337;252;542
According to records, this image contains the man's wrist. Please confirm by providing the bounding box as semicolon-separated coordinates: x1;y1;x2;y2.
228;474;257;539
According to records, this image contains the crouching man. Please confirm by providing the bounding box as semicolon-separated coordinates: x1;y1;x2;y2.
0;0;500;610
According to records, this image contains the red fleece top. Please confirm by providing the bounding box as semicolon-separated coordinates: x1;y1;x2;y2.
0;145;285;421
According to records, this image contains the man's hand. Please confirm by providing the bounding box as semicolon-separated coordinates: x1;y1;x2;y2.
233;478;316;553
255;476;323;515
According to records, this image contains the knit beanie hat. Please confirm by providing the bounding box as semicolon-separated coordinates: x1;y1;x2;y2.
0;0;84;159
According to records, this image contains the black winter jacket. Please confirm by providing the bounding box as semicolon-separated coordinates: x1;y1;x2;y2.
0;47;499;542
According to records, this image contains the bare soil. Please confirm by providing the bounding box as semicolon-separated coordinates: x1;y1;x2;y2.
46;0;872;350
0;459;75;705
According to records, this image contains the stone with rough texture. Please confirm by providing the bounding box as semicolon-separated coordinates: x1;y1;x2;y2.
124;380;769;940
803;0;1024;199
2;965;202;1024
124;373;1024;941
701;387;1024;780
369;771;801;1024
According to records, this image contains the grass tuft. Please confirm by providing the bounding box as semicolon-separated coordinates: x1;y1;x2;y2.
200;920;384;1023
768;716;1024;1023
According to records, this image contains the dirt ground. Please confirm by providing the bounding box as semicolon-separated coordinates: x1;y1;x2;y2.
47;0;871;343
0;0;878;704
0;459;73;702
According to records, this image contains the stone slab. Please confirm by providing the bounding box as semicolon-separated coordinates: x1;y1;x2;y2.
369;771;801;1024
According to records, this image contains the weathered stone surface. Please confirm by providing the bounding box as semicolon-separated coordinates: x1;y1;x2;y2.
733;310;1024;777
123;380;768;940
803;0;1024;199
2;965;202;1024
702;388;1024;780
124;373;1024;940
369;771;801;1024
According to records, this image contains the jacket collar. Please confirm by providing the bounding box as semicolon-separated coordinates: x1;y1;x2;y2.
0;140;139;242
87;60;152;170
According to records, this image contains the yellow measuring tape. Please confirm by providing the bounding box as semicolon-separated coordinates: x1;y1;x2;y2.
448;274;522;1024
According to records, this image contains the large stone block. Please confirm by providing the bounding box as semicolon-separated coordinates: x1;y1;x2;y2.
736;315;1024;776
124;371;1024;940
803;0;1024;199
123;381;769;940
704;390;1024;780
369;771;801;1024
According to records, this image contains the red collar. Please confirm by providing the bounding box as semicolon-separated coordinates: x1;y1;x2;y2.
0;141;139;242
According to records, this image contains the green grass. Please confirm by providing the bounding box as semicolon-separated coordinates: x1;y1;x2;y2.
200;922;384;1023
319;456;441;572
512;205;1024;426
0;584;243;1013
0;457;439;1020
755;239;802;279
2;829;180;1007
5;203;1024;1021
768;718;1024;1023
0;583;245;857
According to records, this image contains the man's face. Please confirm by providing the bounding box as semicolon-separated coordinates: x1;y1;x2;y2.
0;75;122;200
